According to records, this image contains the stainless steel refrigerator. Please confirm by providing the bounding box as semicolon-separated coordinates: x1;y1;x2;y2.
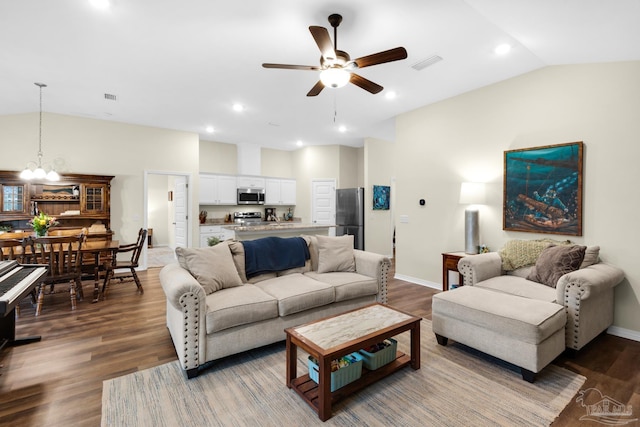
336;187;364;250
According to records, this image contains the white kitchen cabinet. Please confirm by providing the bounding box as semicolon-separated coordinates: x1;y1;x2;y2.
236;176;265;189
199;225;235;247
199;174;237;205
265;178;296;205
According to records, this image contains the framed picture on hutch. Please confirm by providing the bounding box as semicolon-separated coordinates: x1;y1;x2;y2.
503;141;583;236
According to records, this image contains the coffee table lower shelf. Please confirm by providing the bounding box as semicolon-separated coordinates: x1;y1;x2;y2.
291;352;411;413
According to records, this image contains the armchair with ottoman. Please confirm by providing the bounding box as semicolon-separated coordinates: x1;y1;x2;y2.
432;240;624;382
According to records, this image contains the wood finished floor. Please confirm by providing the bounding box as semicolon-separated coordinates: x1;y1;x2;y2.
1;266;638;426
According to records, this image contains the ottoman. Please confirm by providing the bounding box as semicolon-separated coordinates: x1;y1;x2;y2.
432;286;566;382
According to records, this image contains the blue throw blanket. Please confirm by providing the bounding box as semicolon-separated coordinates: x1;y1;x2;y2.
242;236;310;278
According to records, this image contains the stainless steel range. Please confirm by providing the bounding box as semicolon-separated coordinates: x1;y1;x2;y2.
233;211;262;225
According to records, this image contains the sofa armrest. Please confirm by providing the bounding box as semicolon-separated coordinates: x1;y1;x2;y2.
556;262;625;302
556;262;624;350
159;262;208;374
160;262;207;311
457;252;502;286
354;250;391;304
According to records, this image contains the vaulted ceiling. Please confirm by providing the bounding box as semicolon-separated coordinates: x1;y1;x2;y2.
1;0;639;150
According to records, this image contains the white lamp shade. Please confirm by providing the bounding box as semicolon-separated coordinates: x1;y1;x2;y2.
459;182;486;205
33;167;47;180
320;68;351;88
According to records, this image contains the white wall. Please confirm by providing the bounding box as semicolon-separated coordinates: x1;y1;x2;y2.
364;138;395;257
386;61;640;334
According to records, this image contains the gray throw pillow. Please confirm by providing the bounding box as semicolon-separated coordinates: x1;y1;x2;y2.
527;244;586;288
316;235;356;273
175;241;243;294
580;246;600;269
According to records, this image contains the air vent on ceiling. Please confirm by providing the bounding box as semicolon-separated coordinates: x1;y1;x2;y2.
411;55;443;71
104;93;118;101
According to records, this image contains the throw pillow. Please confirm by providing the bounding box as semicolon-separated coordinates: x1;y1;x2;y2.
527;244;586;288
580;246;600;269
498;238;572;271
316;235;356;273
175;241;243;294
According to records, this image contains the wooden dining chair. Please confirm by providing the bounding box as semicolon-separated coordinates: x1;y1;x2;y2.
0;238;27;261
0;238;34;315
26;234;84;316
102;228;147;298
80;232;113;278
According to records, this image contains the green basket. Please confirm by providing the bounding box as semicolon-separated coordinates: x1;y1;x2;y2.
308;352;363;392
358;338;398;370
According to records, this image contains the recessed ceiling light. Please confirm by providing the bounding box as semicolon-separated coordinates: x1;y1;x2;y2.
232;103;244;112
296;140;303;147
385;91;397;100
338;125;347;133
89;0;110;10
494;44;511;55
206;126;214;133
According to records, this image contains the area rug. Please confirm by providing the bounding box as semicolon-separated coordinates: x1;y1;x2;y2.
102;319;585;426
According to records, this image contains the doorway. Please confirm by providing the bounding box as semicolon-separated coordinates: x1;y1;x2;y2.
311;179;336;236
143;171;191;269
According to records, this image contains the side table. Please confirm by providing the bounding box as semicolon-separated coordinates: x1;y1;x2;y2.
441;251;468;291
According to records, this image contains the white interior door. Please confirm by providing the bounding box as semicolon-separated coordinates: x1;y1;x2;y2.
174;176;187;248
312;179;336;235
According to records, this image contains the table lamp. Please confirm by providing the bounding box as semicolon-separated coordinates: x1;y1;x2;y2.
459;182;486;254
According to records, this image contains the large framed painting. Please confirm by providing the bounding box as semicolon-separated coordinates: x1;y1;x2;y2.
503;141;583;236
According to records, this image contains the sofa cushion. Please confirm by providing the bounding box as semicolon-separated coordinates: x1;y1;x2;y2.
474;276;557;303
316;235;356;273
527;244;586;287
304;271;378;302
175;242;243;294
255;273;335;316
205;285;278;334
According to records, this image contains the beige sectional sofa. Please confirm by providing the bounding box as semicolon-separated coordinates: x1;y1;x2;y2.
159;235;391;378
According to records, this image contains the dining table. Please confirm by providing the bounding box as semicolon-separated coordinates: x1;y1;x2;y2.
0;234;119;303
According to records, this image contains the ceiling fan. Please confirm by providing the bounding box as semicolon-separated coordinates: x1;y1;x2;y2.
262;13;408;97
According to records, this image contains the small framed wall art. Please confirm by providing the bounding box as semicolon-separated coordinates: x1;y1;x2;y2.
373;185;390;210
503;141;583;236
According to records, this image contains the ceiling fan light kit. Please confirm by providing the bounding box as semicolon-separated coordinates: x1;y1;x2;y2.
320;68;350;88
262;13;407;97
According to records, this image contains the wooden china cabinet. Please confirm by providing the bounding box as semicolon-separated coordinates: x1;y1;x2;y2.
0;171;114;232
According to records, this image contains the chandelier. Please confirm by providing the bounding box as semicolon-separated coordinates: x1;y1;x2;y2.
19;82;60;181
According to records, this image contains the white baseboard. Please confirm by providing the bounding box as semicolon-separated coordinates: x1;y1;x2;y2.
607;325;640;342
394;273;441;290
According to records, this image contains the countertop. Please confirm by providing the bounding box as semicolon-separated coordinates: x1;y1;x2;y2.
229;223;334;232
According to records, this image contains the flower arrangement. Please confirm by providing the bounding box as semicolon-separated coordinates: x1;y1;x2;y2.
29;212;59;237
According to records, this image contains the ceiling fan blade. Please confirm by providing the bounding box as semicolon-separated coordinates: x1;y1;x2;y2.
354;47;408;69
309;26;337;61
350;73;383;94
306;80;325;97
262;63;320;71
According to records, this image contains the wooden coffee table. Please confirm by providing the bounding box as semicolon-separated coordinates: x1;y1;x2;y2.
285;303;422;421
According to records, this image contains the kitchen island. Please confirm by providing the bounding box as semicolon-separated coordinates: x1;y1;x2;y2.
225;223;334;241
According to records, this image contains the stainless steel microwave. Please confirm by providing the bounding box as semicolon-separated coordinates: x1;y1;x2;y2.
237;187;265;205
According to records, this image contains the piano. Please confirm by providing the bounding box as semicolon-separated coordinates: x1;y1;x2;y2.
0;260;48;351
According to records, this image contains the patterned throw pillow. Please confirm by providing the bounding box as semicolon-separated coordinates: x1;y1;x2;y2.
526;244;586;287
